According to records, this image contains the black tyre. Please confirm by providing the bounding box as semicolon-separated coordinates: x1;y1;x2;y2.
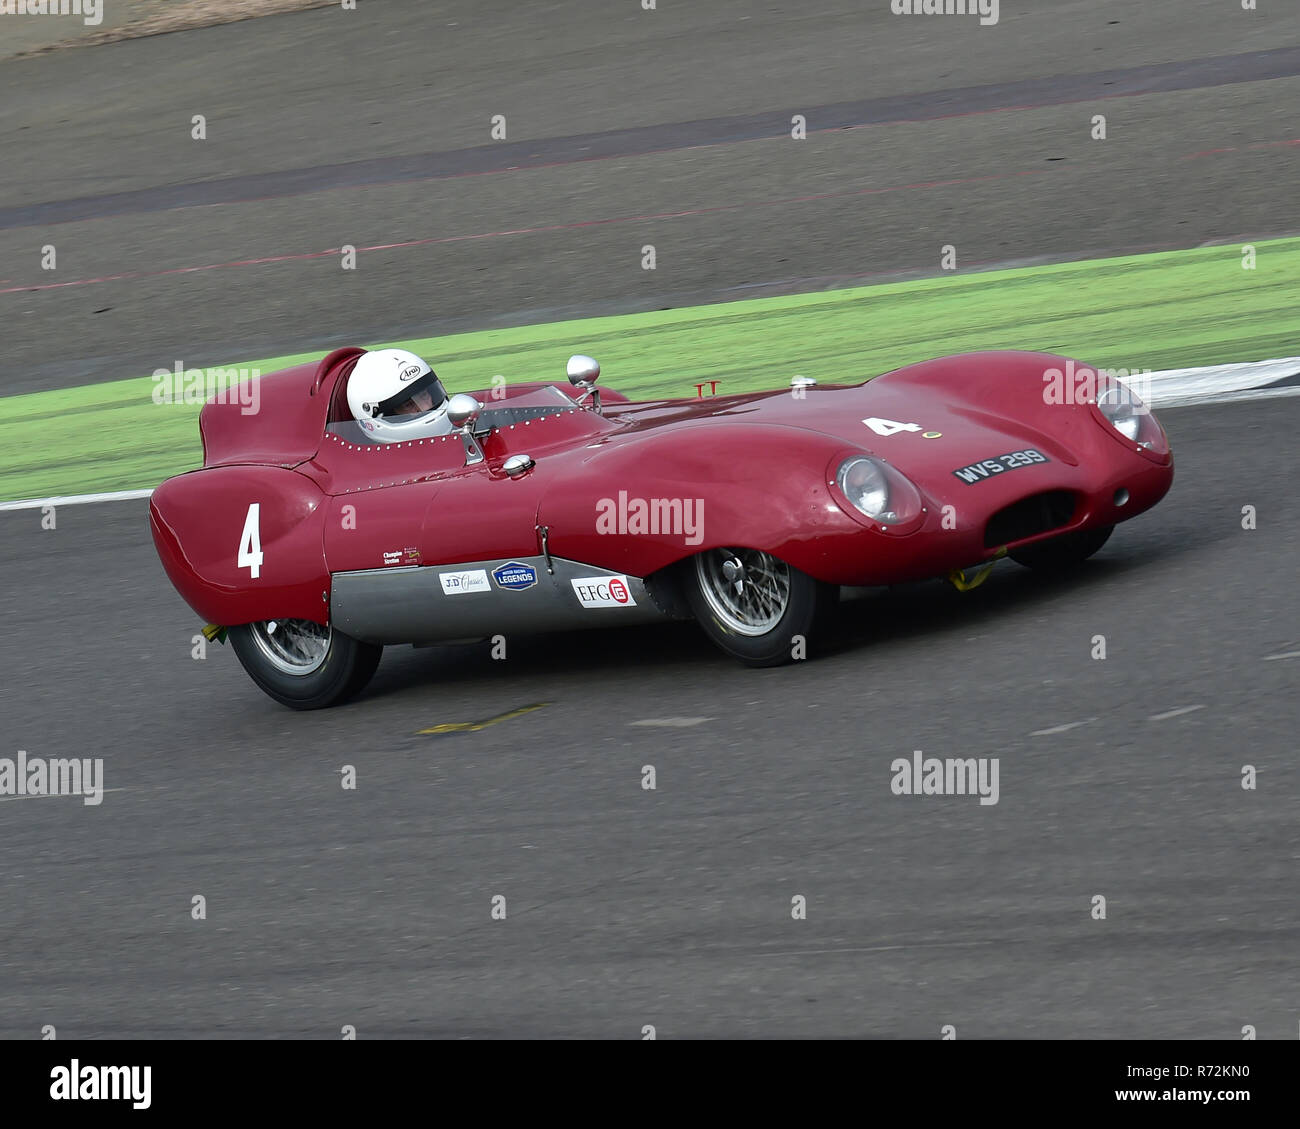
684;547;838;667
1009;524;1114;572
228;619;382;710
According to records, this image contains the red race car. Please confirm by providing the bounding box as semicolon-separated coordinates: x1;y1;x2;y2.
150;346;1173;709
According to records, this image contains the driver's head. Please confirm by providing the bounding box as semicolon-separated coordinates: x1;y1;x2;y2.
347;348;450;442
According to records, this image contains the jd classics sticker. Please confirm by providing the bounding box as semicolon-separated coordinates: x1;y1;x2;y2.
439;569;491;595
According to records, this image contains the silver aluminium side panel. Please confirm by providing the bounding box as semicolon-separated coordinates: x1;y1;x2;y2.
330;556;674;645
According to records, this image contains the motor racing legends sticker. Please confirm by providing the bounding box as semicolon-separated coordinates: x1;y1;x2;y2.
439;569;490;595
952;449;1050;484
571;575;636;608
492;562;538;591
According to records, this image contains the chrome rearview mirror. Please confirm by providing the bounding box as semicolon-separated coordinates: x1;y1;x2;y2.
566;354;600;385
566;354;603;414
447;393;485;465
446;393;481;429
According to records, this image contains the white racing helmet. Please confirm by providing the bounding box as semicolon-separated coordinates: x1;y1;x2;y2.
346;348;451;443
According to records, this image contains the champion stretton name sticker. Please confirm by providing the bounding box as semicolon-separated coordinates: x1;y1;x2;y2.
952;449;1050;483
492;561;538;591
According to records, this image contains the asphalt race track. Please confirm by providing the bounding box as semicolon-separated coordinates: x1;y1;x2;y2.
2;396;1297;1038
2;0;1298;394
1;0;1298;1038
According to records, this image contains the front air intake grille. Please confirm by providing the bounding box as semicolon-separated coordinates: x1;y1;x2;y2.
985;490;1078;548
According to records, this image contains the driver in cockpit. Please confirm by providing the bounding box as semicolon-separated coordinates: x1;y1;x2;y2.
346;348;456;442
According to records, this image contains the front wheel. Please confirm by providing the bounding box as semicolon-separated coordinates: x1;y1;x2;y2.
228;619;382;710
685;547;838;667
1009;524;1114;572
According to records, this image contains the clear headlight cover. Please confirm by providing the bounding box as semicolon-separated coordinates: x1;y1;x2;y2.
836;456;923;525
1096;379;1168;455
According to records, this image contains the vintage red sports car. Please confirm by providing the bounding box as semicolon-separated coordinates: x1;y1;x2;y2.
149;346;1173;708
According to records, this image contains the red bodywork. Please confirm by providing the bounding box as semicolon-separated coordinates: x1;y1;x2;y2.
150;348;1173;630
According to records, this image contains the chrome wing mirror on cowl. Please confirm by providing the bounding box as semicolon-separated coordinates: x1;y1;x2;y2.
446;393;485;466
567;354;602;415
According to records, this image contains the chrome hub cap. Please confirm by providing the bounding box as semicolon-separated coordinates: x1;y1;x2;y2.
249;618;331;676
695;548;791;636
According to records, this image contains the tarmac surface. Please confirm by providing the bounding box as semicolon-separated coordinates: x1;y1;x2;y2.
0;0;1296;1037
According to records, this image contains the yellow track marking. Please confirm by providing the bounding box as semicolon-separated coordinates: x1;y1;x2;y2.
418;702;549;735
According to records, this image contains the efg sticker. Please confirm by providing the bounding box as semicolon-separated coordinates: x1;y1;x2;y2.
570;575;636;608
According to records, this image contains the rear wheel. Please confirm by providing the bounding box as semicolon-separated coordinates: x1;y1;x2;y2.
1009;524;1114;572
228;619;382;710
685;547;837;667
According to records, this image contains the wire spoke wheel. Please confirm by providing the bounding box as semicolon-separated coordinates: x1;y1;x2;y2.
229;619;383;710
248;618;332;676
694;548;792;637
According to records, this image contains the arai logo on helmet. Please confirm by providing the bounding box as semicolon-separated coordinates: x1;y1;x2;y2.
398;364;424;382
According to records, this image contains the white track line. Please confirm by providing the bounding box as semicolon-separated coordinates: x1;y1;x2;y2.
1030;718;1097;737
629;717;714;728
0;788;128;803
1147;704;1206;722
0;488;153;511
2;358;1298;511
1134;356;1300;406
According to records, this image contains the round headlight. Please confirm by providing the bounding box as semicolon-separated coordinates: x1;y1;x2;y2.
1095;380;1168;454
1097;385;1141;440
840;457;889;517
836;456;921;525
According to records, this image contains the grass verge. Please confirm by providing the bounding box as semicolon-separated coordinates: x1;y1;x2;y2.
3;237;1296;501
